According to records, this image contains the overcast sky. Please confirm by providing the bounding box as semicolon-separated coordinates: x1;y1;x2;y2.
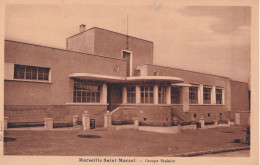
5;3;251;82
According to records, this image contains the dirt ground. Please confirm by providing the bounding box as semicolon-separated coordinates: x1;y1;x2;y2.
4;125;249;156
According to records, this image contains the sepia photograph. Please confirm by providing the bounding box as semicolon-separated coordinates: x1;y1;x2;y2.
0;0;259;165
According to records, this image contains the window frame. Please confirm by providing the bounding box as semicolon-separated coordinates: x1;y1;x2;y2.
203;86;212;104
14;64;50;81
126;86;136;104
171;86;182;104
73;80;101;103
158;86;167;104
189;85;199;104
216;88;223;105
140;86;154;104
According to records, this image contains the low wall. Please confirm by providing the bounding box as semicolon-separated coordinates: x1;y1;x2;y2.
113;104;172;125
4;104;107;127
112;124;135;131
181;124;197;131
138;126;180;134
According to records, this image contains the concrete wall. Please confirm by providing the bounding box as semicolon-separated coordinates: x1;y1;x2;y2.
67;29;95;54
113;104;172;125
4;105;107;127
143;64;231;109
67;28;154;76
4;40;126;105
230;80;250;111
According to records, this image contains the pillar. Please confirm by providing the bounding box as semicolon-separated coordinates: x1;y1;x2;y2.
82;112;91;131
166;86;171;104
136;86;141;104
214;120;218;126
4;117;9;130
122;86;127;104
44;118;53;129
198;84;203;104
101;83;107;104
182;86;190;112
212;86;216;104
104;112;112;128
73;115;79;127
133;117;139;130
199;117;205;129
154;85;158;104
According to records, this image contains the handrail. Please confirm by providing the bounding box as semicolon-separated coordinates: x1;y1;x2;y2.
171;106;192;121
93;109;108;116
111;107;138;114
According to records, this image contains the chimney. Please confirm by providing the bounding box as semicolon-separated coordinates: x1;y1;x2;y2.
79;24;86;32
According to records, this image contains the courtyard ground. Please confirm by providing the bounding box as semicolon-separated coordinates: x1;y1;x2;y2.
4;125;249;156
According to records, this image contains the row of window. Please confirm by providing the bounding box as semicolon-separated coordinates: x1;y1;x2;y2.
189;86;223;104
14;64;50;81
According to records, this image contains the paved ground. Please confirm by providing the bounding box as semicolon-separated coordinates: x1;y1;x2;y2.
201;150;250;157
4;125;249;156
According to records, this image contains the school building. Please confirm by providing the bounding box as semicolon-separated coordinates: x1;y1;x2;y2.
4;25;250;128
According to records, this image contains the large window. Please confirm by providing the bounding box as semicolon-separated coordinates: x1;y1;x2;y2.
158;86;167;104
127;86;136;104
203;87;211;104
14;64;50;81
171;87;181;104
141;86;153;104
73;81;101;103
216;88;223;104
189;86;198;104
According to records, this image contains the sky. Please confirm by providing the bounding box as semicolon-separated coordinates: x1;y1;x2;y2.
5;3;251;83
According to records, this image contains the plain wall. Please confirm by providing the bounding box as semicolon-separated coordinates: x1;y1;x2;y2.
4;40;127;105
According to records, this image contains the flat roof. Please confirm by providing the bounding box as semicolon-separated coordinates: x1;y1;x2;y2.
5;40;126;61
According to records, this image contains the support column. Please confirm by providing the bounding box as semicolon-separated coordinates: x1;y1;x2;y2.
154;85;159;104
101;83;107;104
198;84;203;104
82;112;91;131
136;86;141;104
44;118;53;130
212;86;216;104
73;115;79;127
166;86;171;104
104;112;112;128
122;86;127;104
199;117;205;129
182;86;190;112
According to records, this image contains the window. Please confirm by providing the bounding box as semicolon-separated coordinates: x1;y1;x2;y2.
216;88;223;104
122;51;131;77
158;86;167;104
127;86;136;104
189;86;198;104
208;113;211;117
194;113;197;118
14;64;50;81
141;86;153;104
203;87;211;104
73;81;101;103
171;87;181;104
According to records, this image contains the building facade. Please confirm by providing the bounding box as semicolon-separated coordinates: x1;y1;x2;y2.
4;25;250;127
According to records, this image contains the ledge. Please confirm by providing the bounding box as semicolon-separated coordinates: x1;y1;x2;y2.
4;79;53;84
189;104;225;106
66;103;108;106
